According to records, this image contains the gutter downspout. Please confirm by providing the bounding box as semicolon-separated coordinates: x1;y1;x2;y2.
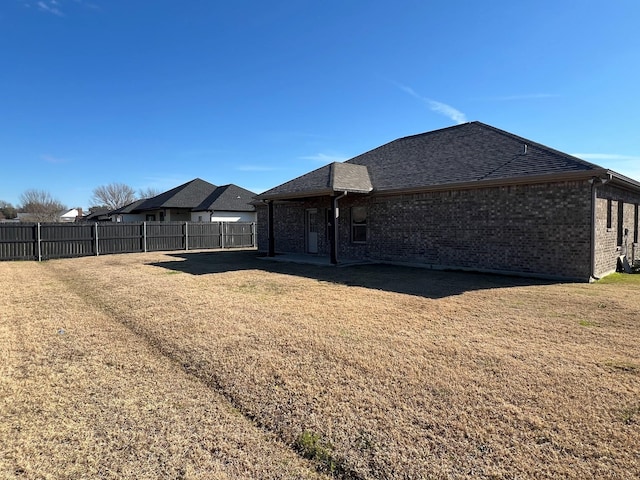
330;192;348;265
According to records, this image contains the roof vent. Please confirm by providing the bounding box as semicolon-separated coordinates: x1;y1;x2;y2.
523;144;528;155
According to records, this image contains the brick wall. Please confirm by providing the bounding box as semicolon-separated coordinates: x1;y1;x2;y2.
340;181;593;279
594;185;640;277
258;180;640;281
257;199;331;254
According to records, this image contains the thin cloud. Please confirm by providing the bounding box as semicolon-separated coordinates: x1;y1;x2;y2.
299;153;349;163
27;0;101;16
572;153;640;162
37;1;64;16
397;84;467;124
572;153;640;180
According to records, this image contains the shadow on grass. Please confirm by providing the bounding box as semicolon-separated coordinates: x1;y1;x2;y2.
147;250;557;299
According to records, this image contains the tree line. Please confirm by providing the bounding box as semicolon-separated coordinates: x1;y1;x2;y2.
0;183;161;222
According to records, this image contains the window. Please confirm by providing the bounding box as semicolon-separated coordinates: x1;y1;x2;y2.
606;199;612;229
351;206;368;243
617;201;624;246
146;214;155;221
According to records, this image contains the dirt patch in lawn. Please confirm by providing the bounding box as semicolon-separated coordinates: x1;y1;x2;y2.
2;250;639;479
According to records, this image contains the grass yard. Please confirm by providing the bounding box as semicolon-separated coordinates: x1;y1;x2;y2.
1;251;639;479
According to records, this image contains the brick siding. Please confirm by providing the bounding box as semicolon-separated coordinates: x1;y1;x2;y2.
594;185;640;277
258;179;640;281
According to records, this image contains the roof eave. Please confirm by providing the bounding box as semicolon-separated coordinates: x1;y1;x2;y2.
192;207;256;212
373;169;611;197
256;187;373;201
606;170;640;191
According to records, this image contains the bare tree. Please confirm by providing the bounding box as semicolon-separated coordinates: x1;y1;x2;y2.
19;189;67;222
137;186;161;200
90;183;136;210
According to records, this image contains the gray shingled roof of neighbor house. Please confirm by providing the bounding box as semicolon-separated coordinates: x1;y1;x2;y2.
137;178;219;210
194;184;256;212
256;121;612;200
109;198;147;214
110;179;256;214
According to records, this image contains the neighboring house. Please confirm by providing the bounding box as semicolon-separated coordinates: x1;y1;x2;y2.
109;199;147;222
81;207;112;222
60;208;82;222
110;178;257;223
255;122;640;281
16;208;81;223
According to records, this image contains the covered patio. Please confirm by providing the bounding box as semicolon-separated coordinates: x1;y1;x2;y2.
255;162;373;264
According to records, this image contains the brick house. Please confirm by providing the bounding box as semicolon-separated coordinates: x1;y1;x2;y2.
255;122;640;281
110;178;257;223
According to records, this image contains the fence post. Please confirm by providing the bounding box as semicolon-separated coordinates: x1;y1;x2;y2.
143;222;147;252
221;222;225;249
185;221;189;251
95;222;100;256
37;223;42;262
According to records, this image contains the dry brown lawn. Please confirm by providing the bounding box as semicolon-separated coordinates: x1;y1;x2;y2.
1;250;639;479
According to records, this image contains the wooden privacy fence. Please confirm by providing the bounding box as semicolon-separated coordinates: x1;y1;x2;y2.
0;221;256;261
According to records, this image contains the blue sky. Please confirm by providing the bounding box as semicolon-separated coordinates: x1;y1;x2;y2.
2;1;639;209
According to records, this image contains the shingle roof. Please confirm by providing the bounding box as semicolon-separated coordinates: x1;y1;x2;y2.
345;122;602;191
332;163;373;192
137;178;218;210
118;178;257;213
256;162;372;200
110;198;147;214
256;122;608;200
194;184;256;212
84;207;111;220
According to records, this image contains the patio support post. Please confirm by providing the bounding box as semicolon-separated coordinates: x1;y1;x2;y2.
268;201;275;257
